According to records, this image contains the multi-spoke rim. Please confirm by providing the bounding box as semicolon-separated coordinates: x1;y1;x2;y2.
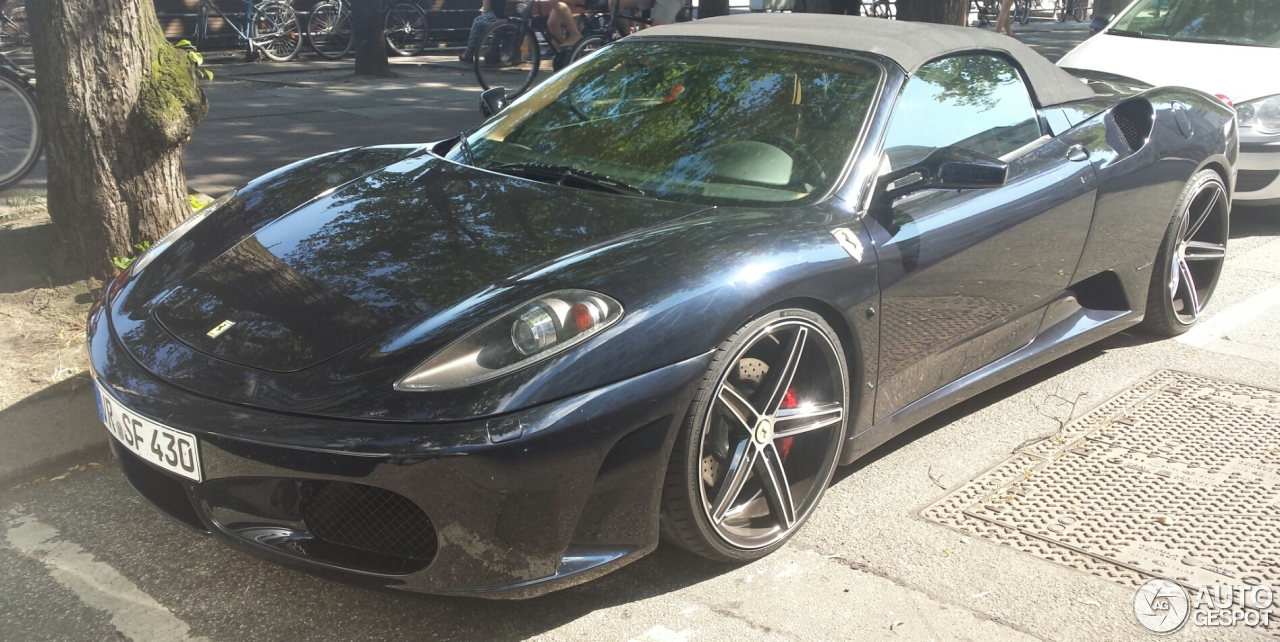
696;319;846;550
1169;179;1229;326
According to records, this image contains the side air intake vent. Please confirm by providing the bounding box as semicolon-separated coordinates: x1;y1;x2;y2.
1109;99;1155;154
303;481;438;563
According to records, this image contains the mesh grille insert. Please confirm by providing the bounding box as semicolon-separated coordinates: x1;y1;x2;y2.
303;481;437;562
1111;100;1154;153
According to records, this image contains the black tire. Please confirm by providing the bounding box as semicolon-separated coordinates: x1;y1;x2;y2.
308;0;352;59
474;20;540;99
568;34;608;65
1140;169;1230;337
0;71;40;191
1015;0;1031;24
384;2;428;56
1072;0;1087;21
1054;0;1067;22
660;308;849;562
253;1;303;62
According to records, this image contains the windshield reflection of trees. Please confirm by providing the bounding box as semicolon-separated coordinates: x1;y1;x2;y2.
485;43;879;199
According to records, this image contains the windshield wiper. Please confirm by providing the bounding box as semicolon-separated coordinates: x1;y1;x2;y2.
1106;29;1170;40
456;132;478;167
492;163;646;196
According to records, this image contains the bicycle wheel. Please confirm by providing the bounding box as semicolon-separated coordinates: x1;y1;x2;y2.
568;33;608;64
309;0;352;59
0;72;40;191
1015;0;1030;24
253;1;303;62
1054;0;1067;22
1072;0;1087;21
474;20;540;99
385;3;428;56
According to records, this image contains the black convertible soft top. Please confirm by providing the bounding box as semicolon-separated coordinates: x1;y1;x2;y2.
634;13;1097;107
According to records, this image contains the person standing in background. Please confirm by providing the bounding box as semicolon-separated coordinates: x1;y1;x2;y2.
459;0;503;63
994;0;1015;35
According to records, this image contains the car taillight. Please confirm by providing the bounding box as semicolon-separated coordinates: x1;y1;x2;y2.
1215;94;1235;109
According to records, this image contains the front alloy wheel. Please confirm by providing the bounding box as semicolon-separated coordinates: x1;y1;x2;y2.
661;309;848;561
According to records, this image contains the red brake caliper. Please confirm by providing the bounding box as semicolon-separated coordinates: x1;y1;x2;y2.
777;388;797;461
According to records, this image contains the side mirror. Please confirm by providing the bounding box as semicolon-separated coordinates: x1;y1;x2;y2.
878;146;1008;203
479;87;508;118
1089;14;1113;34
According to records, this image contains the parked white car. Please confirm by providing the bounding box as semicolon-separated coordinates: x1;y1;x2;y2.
1059;0;1280;207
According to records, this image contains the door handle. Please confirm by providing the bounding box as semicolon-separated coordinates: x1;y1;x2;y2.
1067;144;1090;162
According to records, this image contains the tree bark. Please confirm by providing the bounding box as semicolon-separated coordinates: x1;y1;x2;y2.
696;0;731;19
896;0;968;24
28;0;207;280
352;0;392;77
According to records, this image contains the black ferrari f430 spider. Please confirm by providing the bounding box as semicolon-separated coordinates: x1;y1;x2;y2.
89;14;1237;597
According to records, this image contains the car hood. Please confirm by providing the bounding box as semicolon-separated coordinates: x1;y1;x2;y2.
1059;34;1280;103
152;155;707;372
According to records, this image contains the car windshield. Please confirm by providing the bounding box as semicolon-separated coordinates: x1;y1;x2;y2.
450;40;882;206
1110;0;1280;47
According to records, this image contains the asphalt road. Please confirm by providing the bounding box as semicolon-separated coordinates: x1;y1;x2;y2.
5;21;1280;642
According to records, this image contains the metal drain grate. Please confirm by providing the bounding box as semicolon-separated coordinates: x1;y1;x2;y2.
921;370;1280;635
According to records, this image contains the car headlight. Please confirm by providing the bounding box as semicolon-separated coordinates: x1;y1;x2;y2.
394;289;623;391
1238;94;1280;135
129;193;232;274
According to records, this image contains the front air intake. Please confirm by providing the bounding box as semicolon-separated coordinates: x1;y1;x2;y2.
303;481;438;563
1109;99;1155;154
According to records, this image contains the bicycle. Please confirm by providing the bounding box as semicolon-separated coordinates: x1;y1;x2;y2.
862;0;894;18
192;0;303;62
1054;0;1087;22
564;0;652;66
307;0;428;60
0;52;40;191
0;2;26;53
475;0;610;99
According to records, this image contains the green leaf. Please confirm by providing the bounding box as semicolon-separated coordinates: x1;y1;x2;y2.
112;256;135;270
187;50;204;66
188;193;215;210
174;39;194;50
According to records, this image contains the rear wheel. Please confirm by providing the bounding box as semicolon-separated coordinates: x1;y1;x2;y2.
1054;0;1067;22
661;309;849;562
253;1;303;62
0;71;39;190
308;0;352;59
1140;169;1229;336
384;2;428;56
1072;0;1087;21
474;20;540;99
1014;0;1031;24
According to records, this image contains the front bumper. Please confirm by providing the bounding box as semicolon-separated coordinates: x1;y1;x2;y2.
1236;135;1280;205
89;304;711;598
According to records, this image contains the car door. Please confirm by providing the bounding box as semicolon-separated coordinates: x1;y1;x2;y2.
864;54;1098;422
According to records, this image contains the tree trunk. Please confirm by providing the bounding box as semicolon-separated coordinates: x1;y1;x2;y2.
696;0;731;19
896;0;968;24
352;0;392;77
28;0;207;280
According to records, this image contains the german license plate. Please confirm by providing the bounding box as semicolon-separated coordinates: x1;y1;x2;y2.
96;383;202;482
